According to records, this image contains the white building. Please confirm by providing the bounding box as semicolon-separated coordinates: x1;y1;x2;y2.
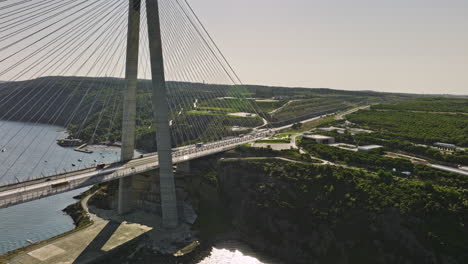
302;135;335;144
358;145;383;153
317;126;373;135
434;142;458;152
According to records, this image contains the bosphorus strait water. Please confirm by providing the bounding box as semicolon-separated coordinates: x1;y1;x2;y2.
0;187;87;254
0;121;276;263
0;120;122;254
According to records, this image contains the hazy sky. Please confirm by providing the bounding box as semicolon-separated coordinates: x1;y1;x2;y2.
188;0;468;95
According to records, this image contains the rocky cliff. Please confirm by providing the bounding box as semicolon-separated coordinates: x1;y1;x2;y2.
215;159;467;264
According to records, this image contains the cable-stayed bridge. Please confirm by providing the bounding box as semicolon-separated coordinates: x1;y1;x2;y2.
0;0;332;228
0;132;270;210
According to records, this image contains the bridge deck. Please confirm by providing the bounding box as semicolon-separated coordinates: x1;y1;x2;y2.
0;111;337;209
0;132;271;209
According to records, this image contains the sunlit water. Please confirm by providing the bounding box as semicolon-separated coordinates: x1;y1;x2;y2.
197;241;280;264
0;120;124;254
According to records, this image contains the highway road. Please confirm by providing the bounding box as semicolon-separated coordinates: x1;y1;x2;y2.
335;105;370;120
0;130;274;209
0;106;362;209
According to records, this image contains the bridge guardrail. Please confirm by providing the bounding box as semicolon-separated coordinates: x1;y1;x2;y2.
0;131;270;209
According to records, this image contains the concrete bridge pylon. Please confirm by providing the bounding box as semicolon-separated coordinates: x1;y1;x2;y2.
118;0;141;216
118;0;179;228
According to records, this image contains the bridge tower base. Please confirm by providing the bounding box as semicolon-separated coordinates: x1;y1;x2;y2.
146;0;179;228
118;0;179;227
118;0;141;215
130;164;191;223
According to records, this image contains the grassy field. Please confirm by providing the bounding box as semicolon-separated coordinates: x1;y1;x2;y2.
284;116;337;133
373;97;468;113
198;98;257;114
196;106;236;112
271;97;355;122
255;100;288;113
347;102;468;147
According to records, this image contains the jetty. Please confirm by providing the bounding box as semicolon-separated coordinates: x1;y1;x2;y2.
74;144;93;154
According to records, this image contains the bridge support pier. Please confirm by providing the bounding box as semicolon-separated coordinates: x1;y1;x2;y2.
118;0;141;215
176;161;191;175
146;0;179;228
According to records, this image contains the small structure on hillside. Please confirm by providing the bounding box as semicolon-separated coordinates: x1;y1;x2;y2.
350;128;374;135
344;120;355;127
229;112;257;118
232;126;249;132
434;142;458;152
330;143;357;152
302;134;335;144
401;171;412;176
358;145;383;153
317;126;373;135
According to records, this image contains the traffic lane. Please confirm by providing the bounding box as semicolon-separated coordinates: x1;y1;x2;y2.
0;133;269;203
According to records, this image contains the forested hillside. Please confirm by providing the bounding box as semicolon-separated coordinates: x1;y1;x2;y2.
217;158;468;264
347;99;468;147
373;97;468;113
0;76;415;151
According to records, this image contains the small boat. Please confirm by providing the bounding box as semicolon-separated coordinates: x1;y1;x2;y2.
44;160;48;163
71;163;76;167
94;160;97;162
26;239;34;245
78;159;82;162
1;148;5;153
173;241;200;257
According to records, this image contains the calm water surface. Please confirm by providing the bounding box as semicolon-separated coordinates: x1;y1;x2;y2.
0;120;123;254
0;121;275;263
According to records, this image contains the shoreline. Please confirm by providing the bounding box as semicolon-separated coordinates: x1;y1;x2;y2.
1;181;281;264
0;185;207;263
0;187;95;263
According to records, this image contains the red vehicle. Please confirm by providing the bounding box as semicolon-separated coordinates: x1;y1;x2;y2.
96;163;106;169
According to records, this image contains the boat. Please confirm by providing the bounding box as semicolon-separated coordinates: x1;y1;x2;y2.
72;164;76;167
78;159;82;162
1;148;6;152
57;138;82;147
173;241;200;257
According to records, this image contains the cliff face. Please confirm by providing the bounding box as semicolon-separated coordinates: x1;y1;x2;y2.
215;159;467;264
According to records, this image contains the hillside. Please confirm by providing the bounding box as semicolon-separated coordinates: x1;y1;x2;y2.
185;145;468;264
346;98;468;147
0;76;415;151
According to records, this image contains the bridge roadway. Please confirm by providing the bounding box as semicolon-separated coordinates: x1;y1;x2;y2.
0;130;275;209
0;109;345;209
